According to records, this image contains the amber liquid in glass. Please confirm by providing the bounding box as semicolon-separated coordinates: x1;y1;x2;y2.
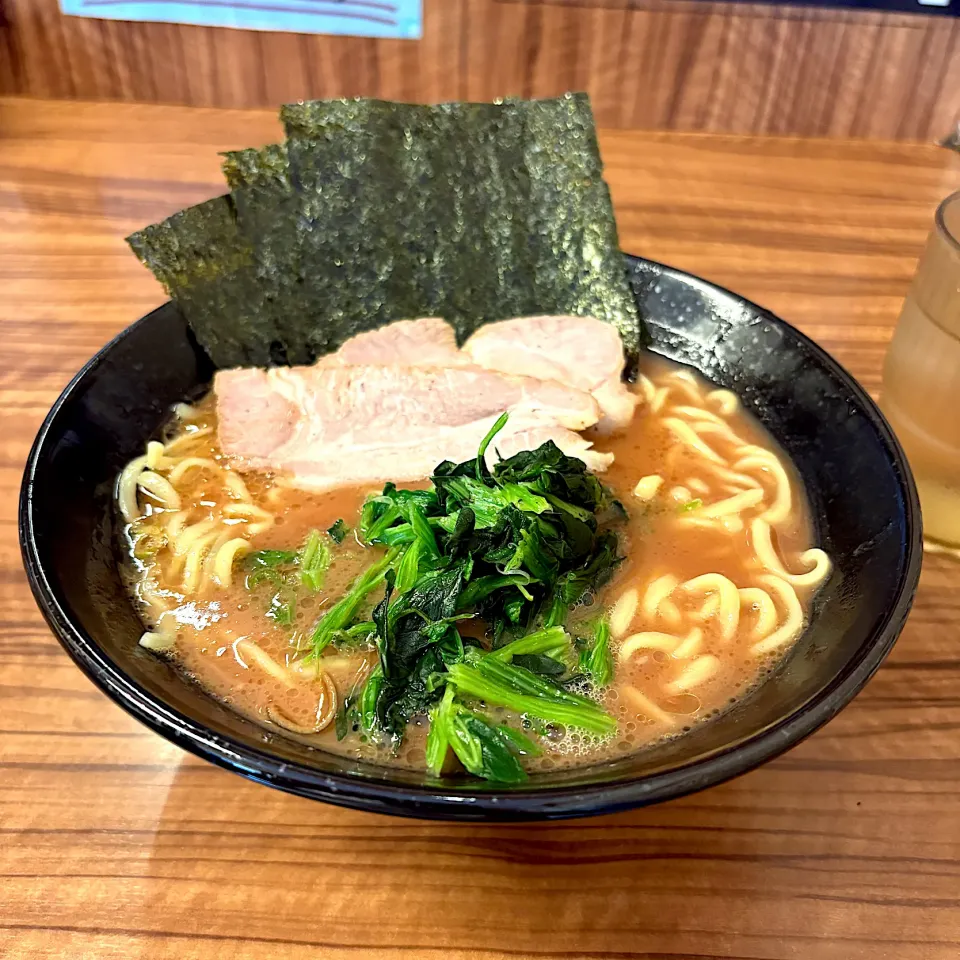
881;191;960;547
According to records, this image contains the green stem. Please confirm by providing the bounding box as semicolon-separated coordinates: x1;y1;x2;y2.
446;662;615;735
488;626;571;663
309;547;400;657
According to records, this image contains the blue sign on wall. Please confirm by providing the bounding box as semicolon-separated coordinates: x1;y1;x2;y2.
60;0;422;38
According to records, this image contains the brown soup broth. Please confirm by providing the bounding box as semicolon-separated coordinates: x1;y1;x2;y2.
121;355;823;774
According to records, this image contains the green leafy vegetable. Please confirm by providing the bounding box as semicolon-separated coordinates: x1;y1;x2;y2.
309;548;399;657
299;529;330;592
244;531;335;621
335;693;355;741
489;625;573;665
327;519;349;544
266;592;295;626
245;549;298;588
496;723;541;757
446;658;615;736
244;549;299;621
330;420;624;773
579;620;614;688
261;422;623;781
425;690;452;775
426;686;534;783
359;666;384;733
476;411;510;479
512;654;567;677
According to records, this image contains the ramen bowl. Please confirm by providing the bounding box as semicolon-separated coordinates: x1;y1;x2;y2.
19;256;922;821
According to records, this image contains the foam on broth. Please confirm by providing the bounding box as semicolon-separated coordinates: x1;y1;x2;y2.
120;355;827;774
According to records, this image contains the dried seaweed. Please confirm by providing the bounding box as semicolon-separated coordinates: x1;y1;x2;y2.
222;143;314;364
126;196;278;368
519;95;644;351
127;94;644;369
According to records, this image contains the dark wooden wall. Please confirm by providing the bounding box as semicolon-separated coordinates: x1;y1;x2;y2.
0;0;958;139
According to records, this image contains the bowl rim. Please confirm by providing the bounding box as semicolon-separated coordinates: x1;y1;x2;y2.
19;255;923;821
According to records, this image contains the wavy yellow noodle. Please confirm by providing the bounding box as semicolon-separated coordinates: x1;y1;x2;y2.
666;654;720;695
750;518;832;588
662;418;726;464
619;631;683;660
673;627;704;658
671;405;726;425
735;447;792;524
681;574;740;641
641;575;679;623
690;419;745;446
622;685;676;725
665;370;703;404
608;588;639;638
145;440;167;469
636;374;656;404
166;457;221;486
213;538;253;587
137;470;181;509
119;408;282;679
162;426;213;454
651;386;670;413
738;587;778;640
117;454;148;523
223;470;253;502
699;488;764;519
751;575;804;655
267;672;338;736
703;462;763;490
235;639;296;686
705;389;739;416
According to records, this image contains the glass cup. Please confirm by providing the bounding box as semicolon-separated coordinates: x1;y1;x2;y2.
881;190;960;548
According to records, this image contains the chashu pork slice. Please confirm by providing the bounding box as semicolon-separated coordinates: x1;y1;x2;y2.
463;315;637;432
319;317;465;368
215;362;611;492
318;316;637;434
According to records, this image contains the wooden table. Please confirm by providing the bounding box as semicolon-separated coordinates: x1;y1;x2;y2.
2;98;960;960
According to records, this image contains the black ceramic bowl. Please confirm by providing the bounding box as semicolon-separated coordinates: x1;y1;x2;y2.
20;255;922;821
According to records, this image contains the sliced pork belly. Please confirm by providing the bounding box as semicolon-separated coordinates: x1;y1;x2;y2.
463;315;637;432
321;317;464;368
216;363;610;492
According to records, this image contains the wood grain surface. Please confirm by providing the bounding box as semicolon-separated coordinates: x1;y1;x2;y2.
2;97;960;960
0;0;958;140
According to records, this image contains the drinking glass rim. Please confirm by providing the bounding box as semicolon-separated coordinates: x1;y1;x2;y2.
935;189;960;254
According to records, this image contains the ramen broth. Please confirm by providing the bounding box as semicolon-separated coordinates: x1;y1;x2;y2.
120;356;828;773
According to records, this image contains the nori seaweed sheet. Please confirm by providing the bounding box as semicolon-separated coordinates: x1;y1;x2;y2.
221;143;314;364
280;99;531;343
127;93;644;370
520;96;644;350
126;196;280;368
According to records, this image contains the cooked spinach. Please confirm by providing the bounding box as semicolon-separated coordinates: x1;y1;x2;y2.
310;416;624;781
426;686;532;783
299;529;330;592
244;530;335;624
245;549;297;587
309;548;399;657
327;519;350;544
578;619;614;688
